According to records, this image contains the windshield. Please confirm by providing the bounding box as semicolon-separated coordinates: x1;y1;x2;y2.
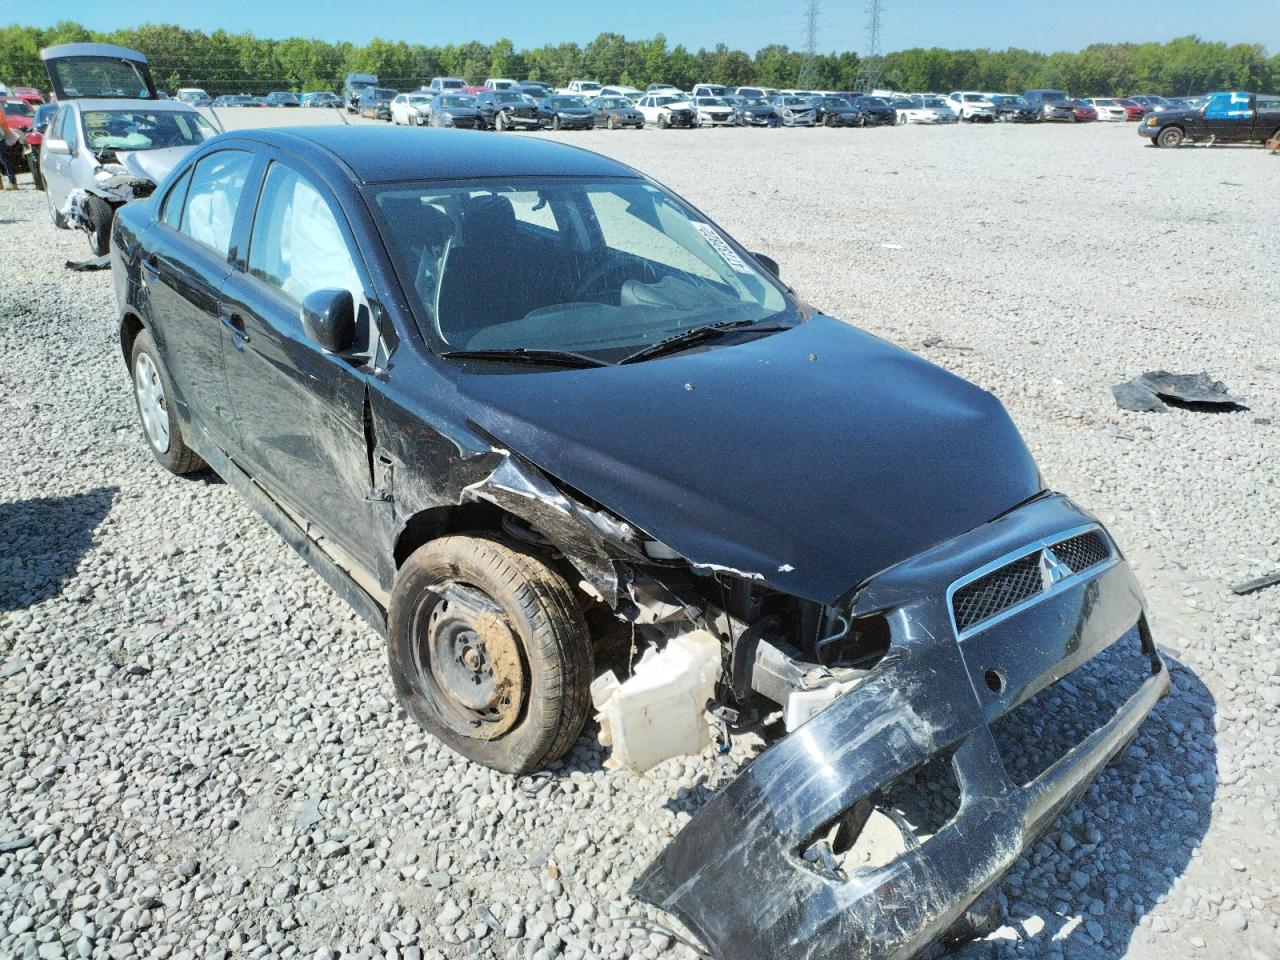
963;93;985;102
577;82;602;92
696;97;727;106
493;92;523;103
598;98;631;109
822;97;849;107
270;93;299;102
922;95;948;107
1040;91;1069;104
654;96;683;106
408;96;433;106
370;178;792;362
3;102;34;117
81;109;218;153
349;79;374;90
860;97;888;107
371;88;396;99
545;96;586;108
741;98;769;107
437;80;464;89
436;96;472;108
781;97;809;106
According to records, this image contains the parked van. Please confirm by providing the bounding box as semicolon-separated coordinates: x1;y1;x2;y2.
344;72;378;112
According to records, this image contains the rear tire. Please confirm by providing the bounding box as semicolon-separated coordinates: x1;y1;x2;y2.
1157;126;1184;148
388;535;593;774
130;329;204;475
85;195;113;256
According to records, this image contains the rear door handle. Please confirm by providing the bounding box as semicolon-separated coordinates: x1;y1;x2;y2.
219;309;250;347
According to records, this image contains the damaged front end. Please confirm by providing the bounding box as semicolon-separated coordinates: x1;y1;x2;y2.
627;493;1168;960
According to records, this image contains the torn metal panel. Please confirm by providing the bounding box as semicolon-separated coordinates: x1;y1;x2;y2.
1113;370;1245;412
634;493;1168;960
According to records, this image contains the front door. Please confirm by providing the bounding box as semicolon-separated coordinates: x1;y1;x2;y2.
219;157;378;573
142;148;255;447
1202;92;1254;141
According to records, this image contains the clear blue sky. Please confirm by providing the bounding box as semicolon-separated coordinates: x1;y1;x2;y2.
26;0;1279;55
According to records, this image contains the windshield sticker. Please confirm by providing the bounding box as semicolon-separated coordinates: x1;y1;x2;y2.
84;113;109;126
693;223;751;273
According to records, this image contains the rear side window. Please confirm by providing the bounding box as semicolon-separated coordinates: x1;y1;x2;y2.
160;169;192;229
248;163;362;304
180;150;252;257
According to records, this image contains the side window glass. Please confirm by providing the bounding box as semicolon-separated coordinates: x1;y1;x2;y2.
59;109;79;151
160;169;192;229
248;163;362;304
180;150;252;257
1205;92;1251;119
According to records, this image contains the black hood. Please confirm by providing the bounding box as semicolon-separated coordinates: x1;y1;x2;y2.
457;316;1042;604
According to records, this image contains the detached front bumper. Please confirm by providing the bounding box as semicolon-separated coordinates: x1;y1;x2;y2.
635;493;1168;960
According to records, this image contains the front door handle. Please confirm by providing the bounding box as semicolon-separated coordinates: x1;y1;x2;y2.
220;310;250;348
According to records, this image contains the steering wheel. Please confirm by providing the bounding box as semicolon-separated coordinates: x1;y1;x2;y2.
570;256;658;303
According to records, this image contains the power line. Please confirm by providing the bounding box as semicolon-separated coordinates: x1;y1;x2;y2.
797;0;820;88
856;0;885;91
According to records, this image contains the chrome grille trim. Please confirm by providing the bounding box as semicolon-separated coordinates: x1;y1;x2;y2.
946;523;1117;640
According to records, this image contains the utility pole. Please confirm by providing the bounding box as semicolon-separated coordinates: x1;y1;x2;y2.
856;0;884;93
797;0;819;89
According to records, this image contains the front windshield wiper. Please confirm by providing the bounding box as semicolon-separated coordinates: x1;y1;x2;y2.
440;347;608;368
619;319;792;365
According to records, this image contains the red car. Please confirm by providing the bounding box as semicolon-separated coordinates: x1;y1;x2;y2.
1071;99;1098;122
1115;98;1146;121
2;99;35;131
9;86;44;106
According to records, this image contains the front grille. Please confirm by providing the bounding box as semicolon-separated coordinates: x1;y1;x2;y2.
1049;531;1110;573
952;552;1044;632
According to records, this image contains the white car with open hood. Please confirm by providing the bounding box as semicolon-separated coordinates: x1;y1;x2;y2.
38;42;221;256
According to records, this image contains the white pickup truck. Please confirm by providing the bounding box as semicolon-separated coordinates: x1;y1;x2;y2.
557;80;604;97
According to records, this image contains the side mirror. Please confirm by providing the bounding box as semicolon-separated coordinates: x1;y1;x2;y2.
43;138;71;155
752;252;780;279
301;288;356;354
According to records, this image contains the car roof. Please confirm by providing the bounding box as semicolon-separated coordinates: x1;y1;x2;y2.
223;127;640;184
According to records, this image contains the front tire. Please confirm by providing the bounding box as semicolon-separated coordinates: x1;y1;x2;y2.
388;535;593;774
1157;126;1184;148
85;195;114;256
658;113;669;129
130;329;204;475
551;115;561;131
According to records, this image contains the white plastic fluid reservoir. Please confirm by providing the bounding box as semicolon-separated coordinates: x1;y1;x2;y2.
590;630;722;774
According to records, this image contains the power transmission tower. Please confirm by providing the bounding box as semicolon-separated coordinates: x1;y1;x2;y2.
856;0;884;92
797;0;820;89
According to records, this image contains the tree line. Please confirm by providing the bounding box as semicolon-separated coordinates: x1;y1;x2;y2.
1;21;1275;98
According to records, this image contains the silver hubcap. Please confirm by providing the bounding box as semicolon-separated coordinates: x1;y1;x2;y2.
134;352;170;453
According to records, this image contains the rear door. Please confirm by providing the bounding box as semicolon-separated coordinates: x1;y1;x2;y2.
143;148;257;445
218;155;378;572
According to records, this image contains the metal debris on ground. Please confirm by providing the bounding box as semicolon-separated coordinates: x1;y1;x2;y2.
1231;572;1280;596
65;254;111;272
1112;370;1245;412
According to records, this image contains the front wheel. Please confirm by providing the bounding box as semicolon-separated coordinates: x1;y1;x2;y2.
607;116;615;130
1157;126;1184;148
47;188;66;227
388;535;593;774
658;113;669;129
495;111;507;131
85;195;114;256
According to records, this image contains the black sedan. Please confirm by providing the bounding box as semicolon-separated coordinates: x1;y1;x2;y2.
425;94;480;129
474;90;541;130
535;95;595;130
264;91;302;108
991;94;1037;122
735;96;779;126
111;126;1165;960
817;95;864;126
589;95;644;129
357;87;396;121
853;95;896;125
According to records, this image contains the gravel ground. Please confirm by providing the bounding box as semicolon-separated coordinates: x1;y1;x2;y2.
2;120;1279;960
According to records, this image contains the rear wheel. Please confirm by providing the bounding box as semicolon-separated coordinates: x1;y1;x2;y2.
1157;126;1184;148
130;329;204;474
388;535;593;774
